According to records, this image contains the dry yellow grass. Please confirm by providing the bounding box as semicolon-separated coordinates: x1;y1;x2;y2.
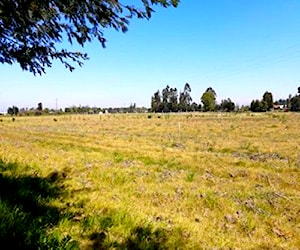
0;112;299;249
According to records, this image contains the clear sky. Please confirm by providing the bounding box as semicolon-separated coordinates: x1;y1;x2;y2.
1;0;300;112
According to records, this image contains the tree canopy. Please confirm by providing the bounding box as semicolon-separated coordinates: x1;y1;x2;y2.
151;83;200;113
219;98;235;112
250;99;266;112
262;91;273;111
179;83;192;111
0;0;179;74
250;90;274;112
201;87;217;112
7;106;19;115
290;86;300;112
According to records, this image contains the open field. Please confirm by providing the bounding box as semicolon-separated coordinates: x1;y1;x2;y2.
0;112;299;249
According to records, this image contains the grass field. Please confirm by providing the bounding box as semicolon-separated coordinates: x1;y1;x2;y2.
0;112;299;249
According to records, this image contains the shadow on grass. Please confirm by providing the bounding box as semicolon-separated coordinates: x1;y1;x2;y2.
0;159;78;249
88;225;168;250
85;219;186;250
0;159;184;249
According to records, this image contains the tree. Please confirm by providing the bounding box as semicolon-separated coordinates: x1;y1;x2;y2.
7;106;19;115
287;94;292;110
262;91;273;111
201;87;217;112
190;102;201;112
179;82;192;111
152;85;181;112
160;85;179;112
220;98;235;112
0;0;179;75
291;96;300;111
37;102;43;111
169;87;178;112
274;99;287;106
128;103;136;113
250;99;266;112
291;87;300;112
162;85;170;112
151;90;163;112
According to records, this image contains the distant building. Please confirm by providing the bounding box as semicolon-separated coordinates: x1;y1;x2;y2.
273;104;286;110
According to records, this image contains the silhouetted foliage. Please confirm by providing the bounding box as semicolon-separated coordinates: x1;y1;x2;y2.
179;83;192;111
290;87;300;112
250;99;267;112
262;91;273;111
0;0;179;74
7;106;19;115
274;99;287;106
152;85;178;112
162;85;172;112
151;90;163;112
250;91;274;112
168;87;179;112
37;102;43;111
190;102;202;112
151;83;198;112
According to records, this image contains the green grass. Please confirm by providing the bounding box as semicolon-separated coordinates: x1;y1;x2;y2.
0;112;299;249
0;159;78;249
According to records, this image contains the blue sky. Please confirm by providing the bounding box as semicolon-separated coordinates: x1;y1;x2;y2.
1;0;300;112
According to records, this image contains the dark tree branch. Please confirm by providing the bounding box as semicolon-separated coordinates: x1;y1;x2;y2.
0;0;179;75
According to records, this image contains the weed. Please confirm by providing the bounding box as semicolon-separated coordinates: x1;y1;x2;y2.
113;151;124;163
203;190;218;209
186;171;196;182
220;147;233;154
238;215;257;235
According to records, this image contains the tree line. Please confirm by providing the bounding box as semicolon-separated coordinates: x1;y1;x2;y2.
151;83;199;112
151;83;236;112
4;103;148;116
151;84;300;113
4;86;300;116
250;87;300;112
